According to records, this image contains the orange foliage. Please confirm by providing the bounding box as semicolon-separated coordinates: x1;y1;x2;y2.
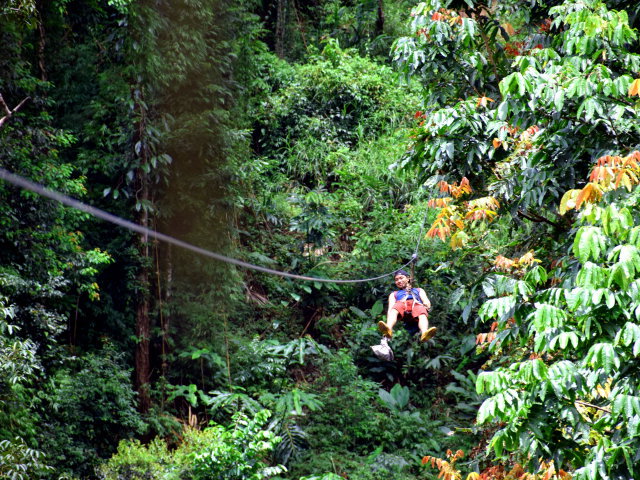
423;450;465;480
426;217;452;241
575;182;603;208
427;179;499;244
493;124;540;154
494;255;516;271
428;197;453;208
561;150;640;214
439;177;473;198
423;450;571;480
539;18;552;32
477;96;495;108
494;250;540;274
629;78;640;96
476;331;497;345
468;196;500;210
504;41;524;56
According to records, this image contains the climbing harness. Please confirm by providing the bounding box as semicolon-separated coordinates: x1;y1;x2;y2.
0;168;428;285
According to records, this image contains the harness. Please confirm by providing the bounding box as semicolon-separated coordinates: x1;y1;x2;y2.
394;287;423;318
394;288;423;304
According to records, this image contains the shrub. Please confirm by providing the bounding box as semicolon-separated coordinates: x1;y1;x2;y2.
100;410;284;480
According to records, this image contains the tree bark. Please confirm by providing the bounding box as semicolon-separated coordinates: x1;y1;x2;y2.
135;177;151;414
376;0;385;36
275;0;287;58
36;0;47;81
161;243;172;379
133;88;152;414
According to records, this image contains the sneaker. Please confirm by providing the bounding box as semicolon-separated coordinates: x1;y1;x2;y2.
377;321;393;338
420;327;437;343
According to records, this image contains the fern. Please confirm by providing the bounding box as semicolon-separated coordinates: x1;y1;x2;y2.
206;389;263;416
270;420;308;465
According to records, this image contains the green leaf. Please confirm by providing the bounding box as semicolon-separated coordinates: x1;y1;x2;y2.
478;397;496;424
619;322;640;356
550;331;580;350
349;306;368;318
478;296;516;321
628;226;640;247
529;303;568;332
584;342;620;372
500;73;516;97
548;360;579;397
524;265;547;286
609;260;635;289
576;262;608;288
497;100;509;120
370;300;384;317
553;89;565;111
514;72;527;96
513;358;548;382
573;226;607;263
612;394;640;418
476;371;510;394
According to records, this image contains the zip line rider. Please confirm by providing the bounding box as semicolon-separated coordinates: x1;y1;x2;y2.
377;270;436;343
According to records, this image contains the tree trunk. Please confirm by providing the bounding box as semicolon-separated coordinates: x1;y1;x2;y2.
135;178;151;414
275;0;287;58
376;0;385;36
36;0;47;81
161;243;172;379
133;87;152;414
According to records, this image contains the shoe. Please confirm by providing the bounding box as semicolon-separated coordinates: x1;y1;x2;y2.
377;321;393;338
420;327;437;343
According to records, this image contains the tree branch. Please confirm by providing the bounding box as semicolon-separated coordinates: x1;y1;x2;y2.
0;94;30;129
517;209;562;228
574;399;611;414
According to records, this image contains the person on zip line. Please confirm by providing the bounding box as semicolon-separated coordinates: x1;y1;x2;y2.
377;269;436;343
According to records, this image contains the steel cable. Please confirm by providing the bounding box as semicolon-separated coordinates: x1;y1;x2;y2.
0;167;426;284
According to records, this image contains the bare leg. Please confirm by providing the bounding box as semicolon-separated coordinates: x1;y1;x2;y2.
418;314;429;335
419;314;436;342
378;309;400;338
386;309;400;330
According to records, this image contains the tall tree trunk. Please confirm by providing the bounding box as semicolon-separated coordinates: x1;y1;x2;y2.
161;244;172;379
133;89;152;414
135;177;151;414
376;0;385;36
36;0;47;81
158;242;172;410
275;0;288;58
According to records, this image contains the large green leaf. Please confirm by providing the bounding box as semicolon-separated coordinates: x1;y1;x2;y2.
478;296;516;321
549;331;580;351
576;262;609;288
476;371;510;395
612;394;640;419
584;342;620;372
529;303;568;332
573;226;607;264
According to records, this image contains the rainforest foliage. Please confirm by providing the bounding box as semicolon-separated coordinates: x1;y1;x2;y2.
2;0;640;479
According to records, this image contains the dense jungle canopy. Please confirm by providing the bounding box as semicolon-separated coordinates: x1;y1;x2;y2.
2;0;640;479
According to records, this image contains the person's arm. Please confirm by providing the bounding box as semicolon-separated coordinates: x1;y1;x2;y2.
418;288;431;311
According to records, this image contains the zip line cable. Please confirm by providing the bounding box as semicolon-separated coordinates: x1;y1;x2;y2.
410;202;430;282
0;167;425;284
